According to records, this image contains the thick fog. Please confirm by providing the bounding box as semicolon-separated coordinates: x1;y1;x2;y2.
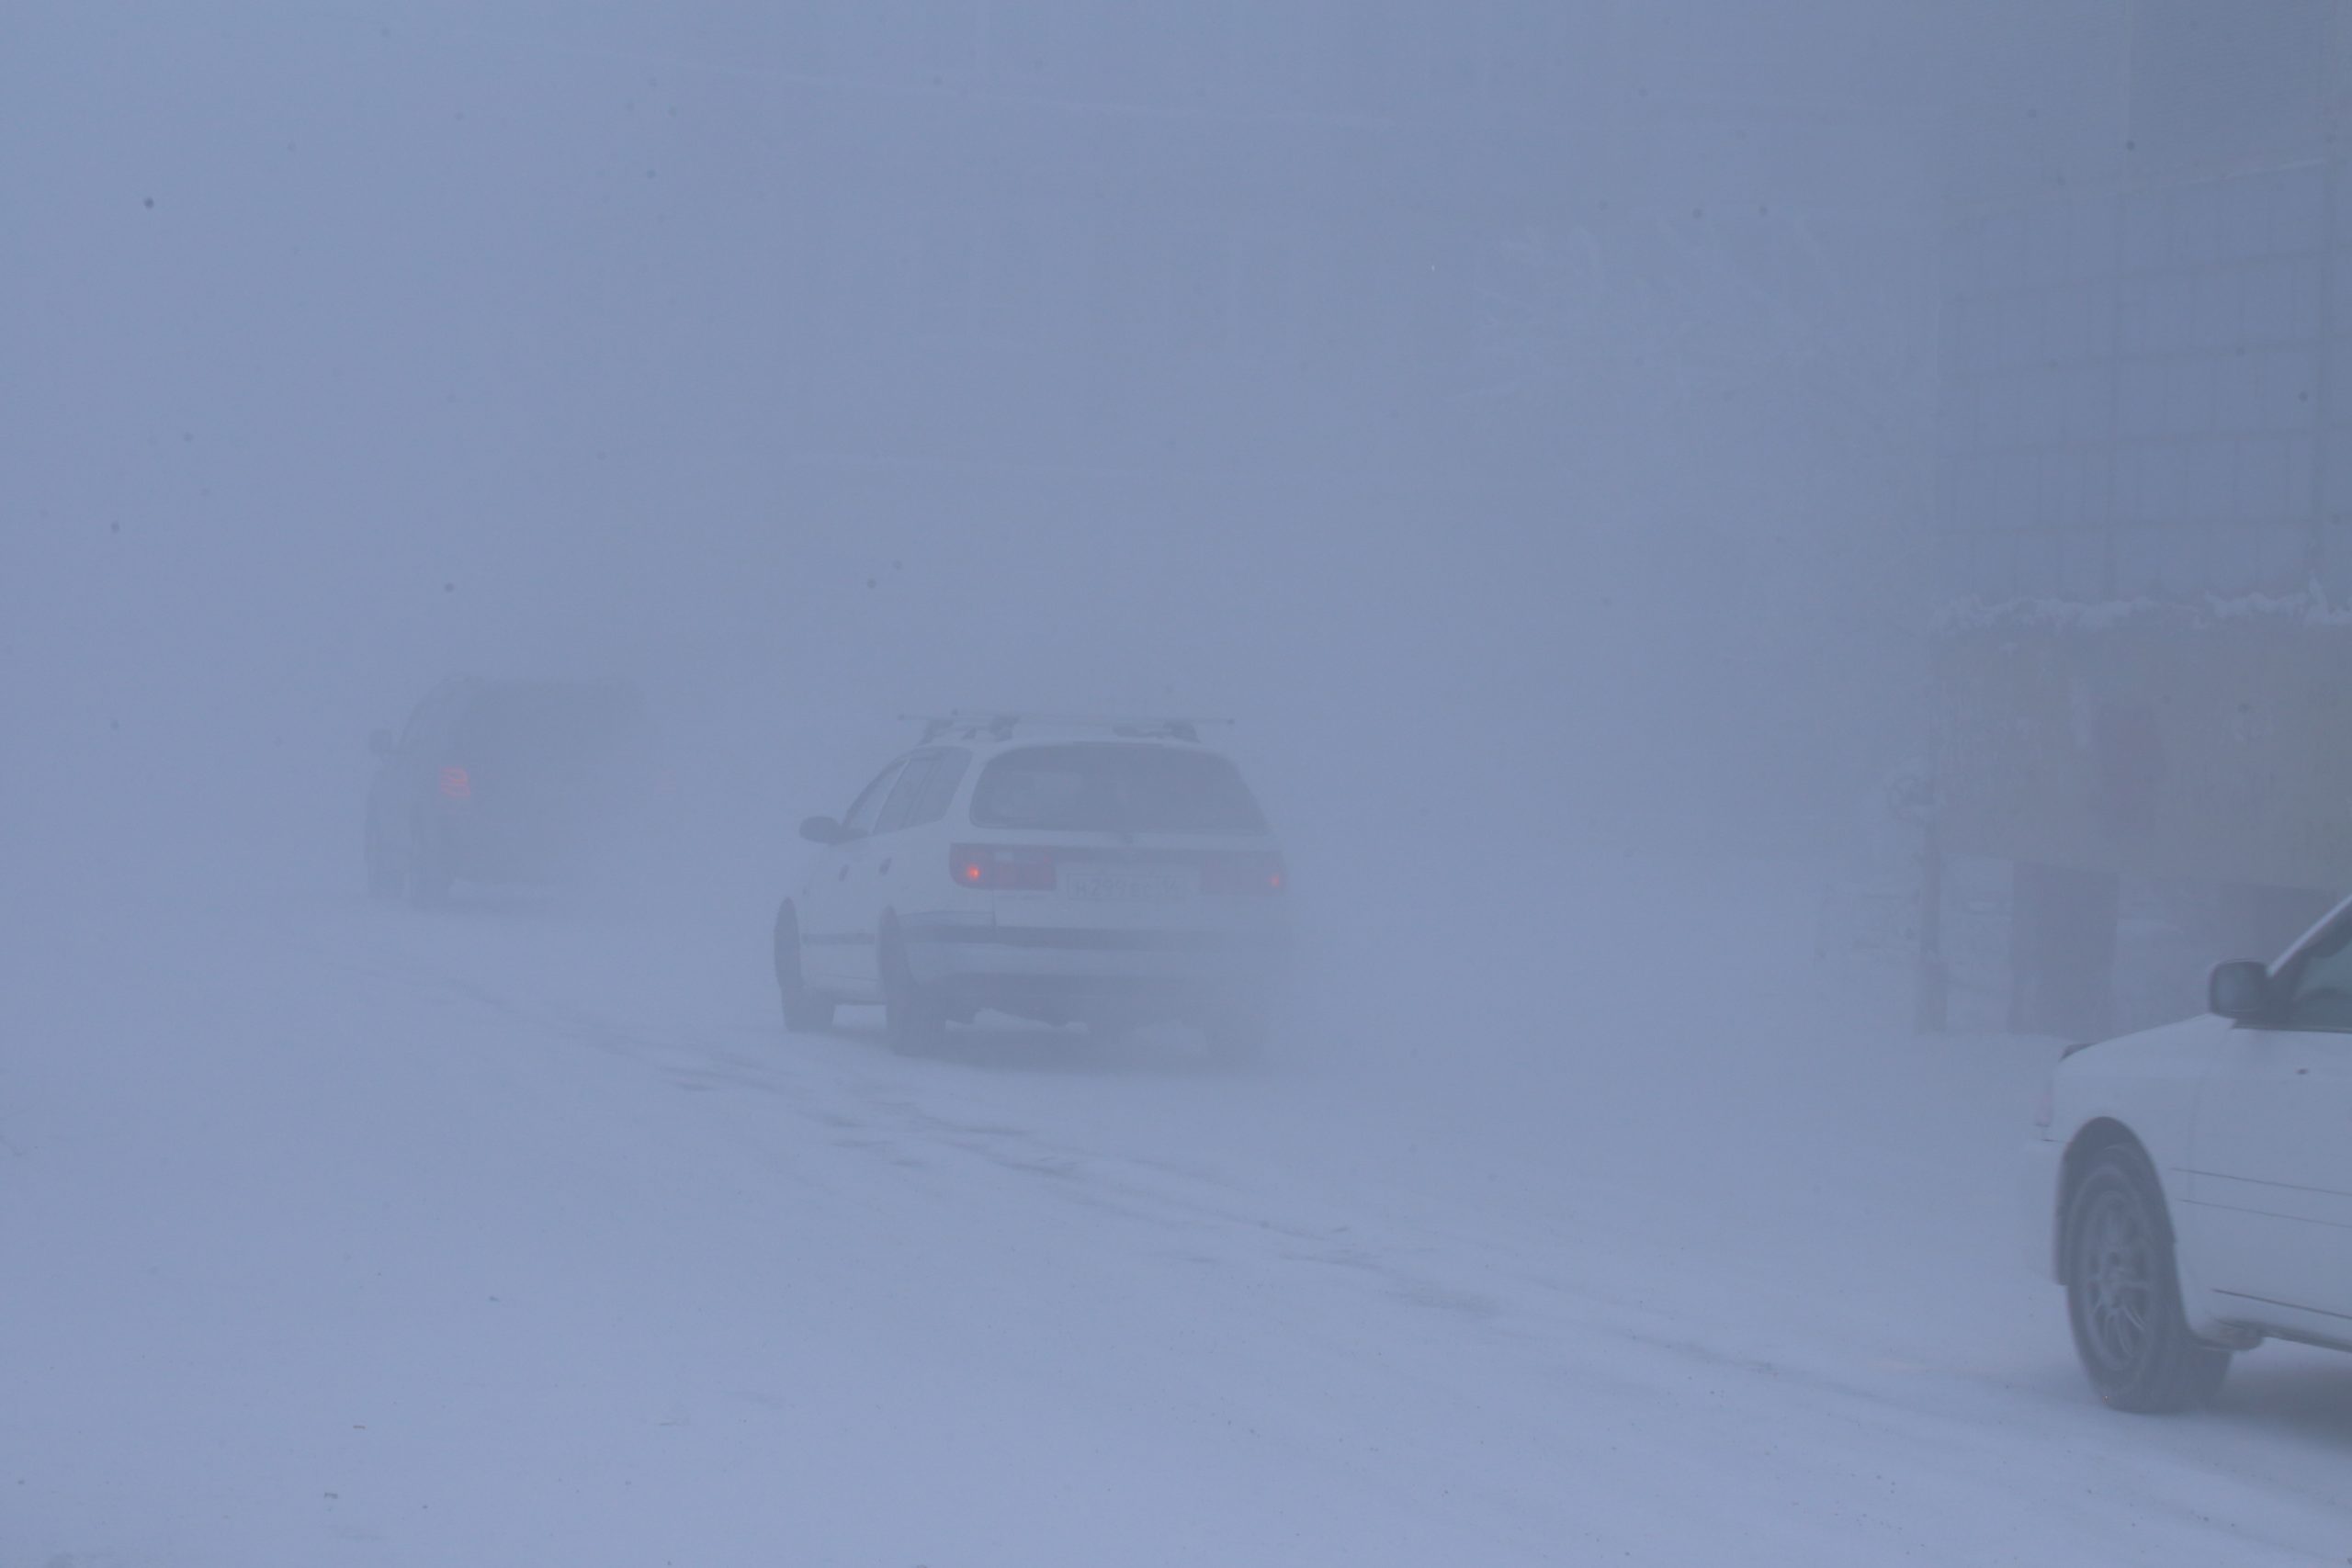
5;2;1971;888
12;6;2347;1566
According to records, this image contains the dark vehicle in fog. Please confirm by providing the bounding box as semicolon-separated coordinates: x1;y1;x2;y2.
365;677;651;904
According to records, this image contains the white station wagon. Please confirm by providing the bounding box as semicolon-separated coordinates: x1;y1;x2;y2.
2026;898;2352;1410
772;715;1290;1058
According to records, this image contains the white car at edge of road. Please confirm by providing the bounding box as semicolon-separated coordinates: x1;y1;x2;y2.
772;714;1291;1061
2026;893;2352;1411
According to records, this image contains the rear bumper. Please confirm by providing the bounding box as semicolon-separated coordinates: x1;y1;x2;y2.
438;814;575;884
900;915;1288;1018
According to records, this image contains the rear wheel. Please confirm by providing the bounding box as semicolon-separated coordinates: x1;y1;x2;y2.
2064;1144;2231;1413
773;904;834;1033
880;921;946;1058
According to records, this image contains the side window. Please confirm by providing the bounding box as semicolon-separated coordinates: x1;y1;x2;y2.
2276;914;2352;1032
840;760;906;840
875;752;943;836
910;747;972;828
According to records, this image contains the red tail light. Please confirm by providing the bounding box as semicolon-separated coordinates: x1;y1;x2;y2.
950;845;1057;891
1203;851;1286;896
439;764;472;800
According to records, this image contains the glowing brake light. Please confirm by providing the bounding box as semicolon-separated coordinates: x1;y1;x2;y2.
949;845;1056;890
439;764;472;800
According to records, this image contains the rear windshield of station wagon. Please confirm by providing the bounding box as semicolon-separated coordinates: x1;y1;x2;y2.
968;744;1268;834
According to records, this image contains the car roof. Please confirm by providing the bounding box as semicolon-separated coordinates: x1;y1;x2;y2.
908;713;1222;751
920;731;1226;761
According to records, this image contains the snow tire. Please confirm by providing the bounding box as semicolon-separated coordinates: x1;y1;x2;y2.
2064;1142;2231;1414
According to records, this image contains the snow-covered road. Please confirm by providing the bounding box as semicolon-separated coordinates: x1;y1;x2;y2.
8;863;2351;1565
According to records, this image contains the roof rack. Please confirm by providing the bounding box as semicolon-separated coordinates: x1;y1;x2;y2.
901;711;1229;746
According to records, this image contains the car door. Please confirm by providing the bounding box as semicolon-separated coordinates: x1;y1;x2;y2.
799;759;904;991
868;747;972;919
2188;908;2352;1330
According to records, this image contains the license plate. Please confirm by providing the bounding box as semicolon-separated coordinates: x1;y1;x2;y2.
1061;867;1191;901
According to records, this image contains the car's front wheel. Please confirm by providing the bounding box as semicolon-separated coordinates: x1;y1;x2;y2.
2064;1143;2231;1413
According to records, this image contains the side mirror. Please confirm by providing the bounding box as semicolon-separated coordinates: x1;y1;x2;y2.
799;815;842;845
2210;960;2276;1023
369;728;398;759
